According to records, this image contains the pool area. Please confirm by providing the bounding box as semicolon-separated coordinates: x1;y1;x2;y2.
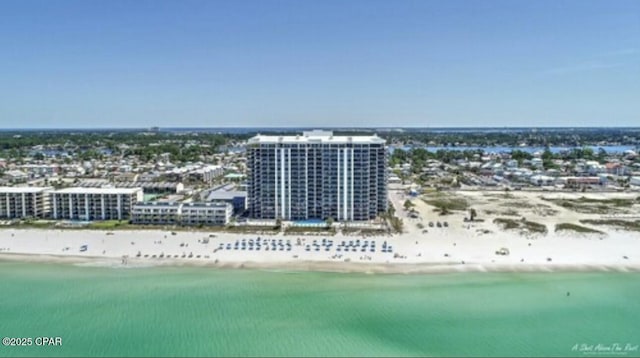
57;220;92;227
292;219;326;227
143;194;162;202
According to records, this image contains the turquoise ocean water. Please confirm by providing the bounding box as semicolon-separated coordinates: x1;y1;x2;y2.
0;261;639;357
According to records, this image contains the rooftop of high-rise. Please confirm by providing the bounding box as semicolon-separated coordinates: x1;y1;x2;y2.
247;130;386;145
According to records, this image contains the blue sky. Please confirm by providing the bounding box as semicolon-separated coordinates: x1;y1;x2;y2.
0;0;638;128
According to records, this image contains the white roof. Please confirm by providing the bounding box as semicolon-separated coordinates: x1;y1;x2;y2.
248;130;386;145
0;186;53;193
53;187;143;195
5;170;27;177
530;175;554;180
19;164;59;168
134;202;181;208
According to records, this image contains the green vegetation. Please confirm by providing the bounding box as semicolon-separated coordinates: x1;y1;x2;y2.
325;217;334;228
0;131;240;163
492;192;515;199
6;219;260;233
546;197;635;207
12;219;55;229
390;147;484;170
522;221;547;234
388;216;404;233
505;201;537;209
544;197;637;214
143;194;162;202
223;225;279;233
388;204;396;216
3;128;638;166
493;218;520;230
385;130;637;171
88;220;130;229
555;223;604;234
568;197;634;206
493;218;548;234
579;220;640;232
403;200;414;210
469;208;477;221
423;194;469;213
510;150;533;165
341;227;387;236
485;209;520;216
15;219;132;230
531;206;559;217
284;226;336;235
382;129;638;149
541;147;559;170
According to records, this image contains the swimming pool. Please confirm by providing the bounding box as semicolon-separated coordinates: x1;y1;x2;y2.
292;219;325;226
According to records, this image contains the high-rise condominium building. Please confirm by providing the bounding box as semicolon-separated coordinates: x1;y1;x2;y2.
247;130;387;221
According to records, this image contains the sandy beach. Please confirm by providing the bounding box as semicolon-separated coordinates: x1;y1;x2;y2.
1;190;638;273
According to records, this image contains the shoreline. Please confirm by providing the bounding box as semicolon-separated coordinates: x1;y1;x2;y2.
2;251;640;275
3;187;640;278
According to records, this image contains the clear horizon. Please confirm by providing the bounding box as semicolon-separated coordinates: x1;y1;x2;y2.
2;125;640;131
1;0;639;129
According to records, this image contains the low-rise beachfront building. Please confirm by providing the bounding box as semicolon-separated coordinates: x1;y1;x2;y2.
193;165;224;184
564;176;605;187
50;187;144;221
4;170;29;183
131;202;181;225
0;186;53;219
530;158;544;169
180;202;232;226
17;164;60;178
76;179;184;194
207;188;247;214
529;175;555;186
131;202;232;226
164;164;223;184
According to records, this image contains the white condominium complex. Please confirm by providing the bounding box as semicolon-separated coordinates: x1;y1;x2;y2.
0;186;53;219
131;202;181;225
51;187;143;220
180;202;233;226
247;130;388;221
131;202;232;226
